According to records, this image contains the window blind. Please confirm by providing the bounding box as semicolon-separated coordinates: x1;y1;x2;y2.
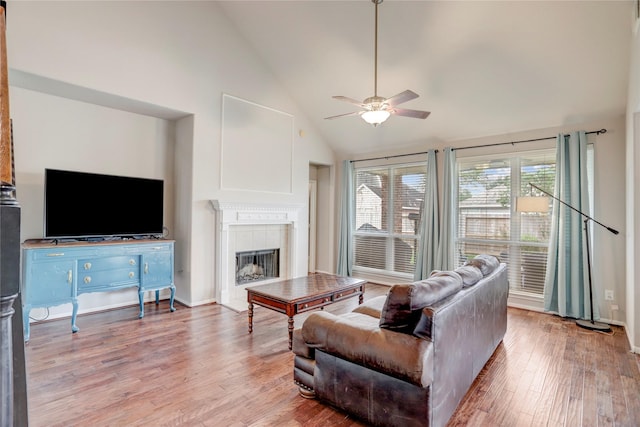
456;150;555;295
353;163;427;275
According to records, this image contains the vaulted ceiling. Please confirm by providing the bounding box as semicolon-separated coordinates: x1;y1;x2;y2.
218;0;632;157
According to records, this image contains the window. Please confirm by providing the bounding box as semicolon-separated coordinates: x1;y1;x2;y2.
353;163;427;275
456;149;556;295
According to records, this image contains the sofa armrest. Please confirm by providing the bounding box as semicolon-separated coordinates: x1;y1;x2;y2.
292;328;314;359
302;311;434;387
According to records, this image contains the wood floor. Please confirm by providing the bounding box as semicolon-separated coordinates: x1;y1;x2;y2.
23;283;640;427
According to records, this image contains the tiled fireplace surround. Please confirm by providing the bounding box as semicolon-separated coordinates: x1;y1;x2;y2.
210;201;302;312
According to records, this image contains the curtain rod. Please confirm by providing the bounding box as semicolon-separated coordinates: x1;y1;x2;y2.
349;128;607;162
452;128;607;152
350;149;438;164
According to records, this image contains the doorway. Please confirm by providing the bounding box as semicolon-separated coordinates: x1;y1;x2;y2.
308;180;317;273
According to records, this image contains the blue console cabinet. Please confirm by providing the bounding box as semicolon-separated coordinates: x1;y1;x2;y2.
22;239;175;341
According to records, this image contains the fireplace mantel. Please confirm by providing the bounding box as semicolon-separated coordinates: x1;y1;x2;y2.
210;200;304;311
210;201;303;229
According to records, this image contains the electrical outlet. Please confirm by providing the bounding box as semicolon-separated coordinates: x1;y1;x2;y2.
605;290;614;301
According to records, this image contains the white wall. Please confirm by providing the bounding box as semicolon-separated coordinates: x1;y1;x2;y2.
626;13;640;352
7;2;336;319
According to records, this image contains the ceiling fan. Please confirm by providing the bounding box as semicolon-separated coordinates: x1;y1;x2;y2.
325;0;430;126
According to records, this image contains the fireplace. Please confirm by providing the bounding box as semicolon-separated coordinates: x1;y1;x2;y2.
236;248;280;284
210;201;303;312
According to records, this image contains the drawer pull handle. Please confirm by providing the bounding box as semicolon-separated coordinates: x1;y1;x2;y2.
84;276;91;284
67;270;73;284
338;293;342;298
303;304;308;308
47;253;64;257
129;259;136;266
84;262;91;270
324;298;330;302
129;272;135;279
144;263;149;274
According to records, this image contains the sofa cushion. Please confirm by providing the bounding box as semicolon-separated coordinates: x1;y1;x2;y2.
352;295;387;319
465;254;500;276
379;272;463;332
302;311;435;387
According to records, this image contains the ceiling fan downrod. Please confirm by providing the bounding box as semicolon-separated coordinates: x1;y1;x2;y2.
373;0;382;98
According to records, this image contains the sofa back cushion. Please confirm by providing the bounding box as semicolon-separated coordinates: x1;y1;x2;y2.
465;254;500;276
453;265;484;287
379;271;463;332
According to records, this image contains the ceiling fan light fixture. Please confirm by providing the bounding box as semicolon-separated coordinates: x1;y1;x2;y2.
361;109;390;125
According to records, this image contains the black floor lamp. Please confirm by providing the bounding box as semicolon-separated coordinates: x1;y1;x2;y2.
526;183;619;332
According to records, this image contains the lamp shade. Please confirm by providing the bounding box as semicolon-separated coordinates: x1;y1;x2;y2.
361;110;390;125
516;196;550;213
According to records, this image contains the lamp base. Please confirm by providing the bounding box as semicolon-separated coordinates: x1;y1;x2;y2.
576;318;611;332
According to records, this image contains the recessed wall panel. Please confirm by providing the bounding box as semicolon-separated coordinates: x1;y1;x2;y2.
221;94;294;194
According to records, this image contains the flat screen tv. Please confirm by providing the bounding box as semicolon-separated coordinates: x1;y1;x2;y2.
44;168;164;240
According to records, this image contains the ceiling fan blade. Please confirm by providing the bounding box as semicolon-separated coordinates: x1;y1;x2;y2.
332;96;366;107
385;90;419;107
324;111;363;120
391;108;431;119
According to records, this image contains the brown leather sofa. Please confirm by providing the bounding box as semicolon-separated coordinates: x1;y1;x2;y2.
292;255;508;427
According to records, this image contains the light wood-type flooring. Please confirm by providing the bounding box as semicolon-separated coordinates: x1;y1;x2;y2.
23;283;640;426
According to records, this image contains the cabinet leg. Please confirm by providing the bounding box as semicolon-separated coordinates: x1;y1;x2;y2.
155;290;160;304
22;305;30;342
169;286;176;312
248;302;253;334
138;291;145;319
71;300;79;333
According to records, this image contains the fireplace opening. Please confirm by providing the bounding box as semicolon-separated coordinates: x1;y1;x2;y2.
235;248;280;285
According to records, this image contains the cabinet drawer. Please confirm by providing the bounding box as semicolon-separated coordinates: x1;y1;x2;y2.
78;268;139;291
79;255;140;272
334;287;361;301
296;295;332;313
29;247;98;261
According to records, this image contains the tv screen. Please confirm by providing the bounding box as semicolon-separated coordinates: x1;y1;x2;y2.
44;168;164;240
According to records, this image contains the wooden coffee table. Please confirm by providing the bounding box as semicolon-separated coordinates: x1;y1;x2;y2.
246;273;366;350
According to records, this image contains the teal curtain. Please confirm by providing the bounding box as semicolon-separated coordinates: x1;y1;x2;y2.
544;131;597;319
436;147;456;271
414;150;439;280
336;160;354;276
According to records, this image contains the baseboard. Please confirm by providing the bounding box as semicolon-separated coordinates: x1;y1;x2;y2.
351;268;413;286
180;297;217;308
28;292;173;324
507;291;544;312
624;324;640;354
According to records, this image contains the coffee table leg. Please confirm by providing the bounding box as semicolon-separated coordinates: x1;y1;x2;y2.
288;316;294;350
248;302;254;334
